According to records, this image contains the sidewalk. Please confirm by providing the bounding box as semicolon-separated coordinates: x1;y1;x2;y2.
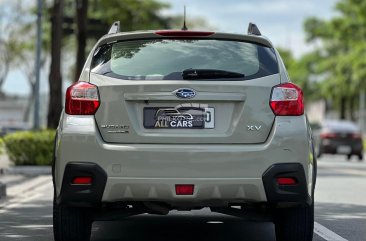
0;154;51;199
0;154;11;173
0;154;10;199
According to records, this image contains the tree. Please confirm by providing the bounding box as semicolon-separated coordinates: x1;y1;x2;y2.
0;1;27;95
48;0;64;128
0;40;10;96
304;0;366;120
74;0;88;82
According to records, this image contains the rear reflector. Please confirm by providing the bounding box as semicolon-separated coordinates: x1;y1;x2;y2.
175;184;194;195
72;176;93;185
65;81;100;115
277;177;297;185
270;83;304;116
155;30;214;37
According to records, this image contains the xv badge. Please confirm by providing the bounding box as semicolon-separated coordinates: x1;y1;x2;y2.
247;125;262;131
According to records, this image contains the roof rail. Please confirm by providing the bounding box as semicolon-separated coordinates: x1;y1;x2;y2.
108;21;120;34
247;22;261;36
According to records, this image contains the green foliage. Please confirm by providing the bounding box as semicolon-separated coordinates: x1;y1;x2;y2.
0;138;4;155
3;130;56;166
89;0;171;31
303;0;366;120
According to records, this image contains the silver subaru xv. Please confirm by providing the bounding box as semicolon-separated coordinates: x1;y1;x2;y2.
53;22;316;241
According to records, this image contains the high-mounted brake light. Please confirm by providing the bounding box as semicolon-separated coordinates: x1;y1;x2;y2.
65;82;100;115
155;30;214;37
270;83;304;116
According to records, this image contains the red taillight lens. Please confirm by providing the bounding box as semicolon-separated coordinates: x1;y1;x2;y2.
352;133;362;139
155;30;214;37
175;184;194;195
65;82;100;115
270;83;304;116
320;132;337;139
277;177;297;185
72;176;93;185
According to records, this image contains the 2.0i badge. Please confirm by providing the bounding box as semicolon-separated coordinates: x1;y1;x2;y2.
100;124;130;133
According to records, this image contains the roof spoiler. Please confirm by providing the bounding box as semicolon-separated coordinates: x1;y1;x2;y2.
247;22;261;36
108;21;120;34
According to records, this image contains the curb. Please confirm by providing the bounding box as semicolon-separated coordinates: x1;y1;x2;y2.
3;166;51;176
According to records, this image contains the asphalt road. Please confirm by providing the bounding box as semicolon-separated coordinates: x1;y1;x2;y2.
0;154;365;241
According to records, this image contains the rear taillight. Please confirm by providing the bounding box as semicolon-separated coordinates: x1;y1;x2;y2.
352;133;362;139
65;82;100;115
320;133;337;139
270;83;304;116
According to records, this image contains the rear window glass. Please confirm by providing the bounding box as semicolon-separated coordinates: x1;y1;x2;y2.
324;121;360;132
91;38;278;80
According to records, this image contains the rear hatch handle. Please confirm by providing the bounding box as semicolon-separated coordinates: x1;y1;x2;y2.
124;92;246;102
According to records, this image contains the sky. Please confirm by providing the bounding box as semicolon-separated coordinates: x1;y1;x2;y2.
3;0;336;96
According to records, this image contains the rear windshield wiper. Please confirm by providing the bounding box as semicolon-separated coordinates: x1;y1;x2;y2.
182;68;245;80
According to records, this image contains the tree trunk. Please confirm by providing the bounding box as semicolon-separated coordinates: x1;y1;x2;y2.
48;0;64;129
74;0;88;82
340;96;347;120
23;83;36;122
349;96;356;121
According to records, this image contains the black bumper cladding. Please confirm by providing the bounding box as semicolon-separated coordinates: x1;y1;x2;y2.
262;163;312;205
58;163;107;207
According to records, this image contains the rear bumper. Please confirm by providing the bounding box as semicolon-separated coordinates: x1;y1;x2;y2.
55;114;314;207
57;162;311;207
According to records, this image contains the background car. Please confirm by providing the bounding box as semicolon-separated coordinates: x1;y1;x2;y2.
314;120;363;160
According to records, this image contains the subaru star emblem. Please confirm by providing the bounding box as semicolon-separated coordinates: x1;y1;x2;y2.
174;88;196;99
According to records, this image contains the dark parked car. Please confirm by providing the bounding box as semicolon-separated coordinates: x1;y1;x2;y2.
315;120;363;160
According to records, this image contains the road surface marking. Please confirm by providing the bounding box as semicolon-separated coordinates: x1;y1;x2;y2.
314;221;349;241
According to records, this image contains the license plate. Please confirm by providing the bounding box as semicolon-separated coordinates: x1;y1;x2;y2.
337;145;351;154
143;107;215;129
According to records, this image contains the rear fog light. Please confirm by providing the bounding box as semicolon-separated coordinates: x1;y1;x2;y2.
276;177;297;185
72;176;93;185
175;184;194;195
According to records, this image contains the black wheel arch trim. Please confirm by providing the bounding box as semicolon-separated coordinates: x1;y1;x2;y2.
56;162;107;207
262;163;312;206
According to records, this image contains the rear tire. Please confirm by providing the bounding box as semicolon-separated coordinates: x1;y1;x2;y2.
274;203;314;241
347;154;352;161
53;196;93;241
316;148;322;158
358;154;364;161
